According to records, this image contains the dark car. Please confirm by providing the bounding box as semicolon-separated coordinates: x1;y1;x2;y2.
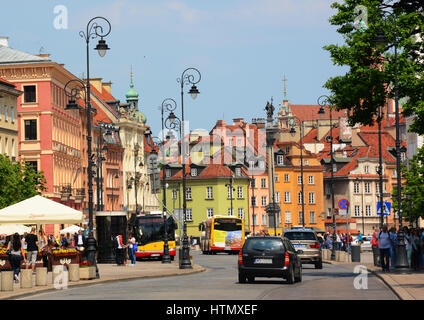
238;236;302;284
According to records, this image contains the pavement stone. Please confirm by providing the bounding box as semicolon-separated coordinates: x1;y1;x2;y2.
323;250;424;300
0;261;206;300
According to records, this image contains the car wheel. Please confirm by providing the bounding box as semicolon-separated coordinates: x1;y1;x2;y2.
238;272;247;283
315;259;323;269
247;276;255;283
286;267;295;284
295;265;302;283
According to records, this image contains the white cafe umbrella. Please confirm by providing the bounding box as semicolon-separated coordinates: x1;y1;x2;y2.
0;224;31;236
0;195;83;224
60;225;82;235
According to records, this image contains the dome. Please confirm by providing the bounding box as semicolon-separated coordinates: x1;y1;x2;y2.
126;83;139;101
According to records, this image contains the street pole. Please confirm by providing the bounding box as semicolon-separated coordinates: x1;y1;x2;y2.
300;121;305;228
378;104;385;229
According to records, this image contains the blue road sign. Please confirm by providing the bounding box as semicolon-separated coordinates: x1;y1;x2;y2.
338;199;349;210
377;202;391;216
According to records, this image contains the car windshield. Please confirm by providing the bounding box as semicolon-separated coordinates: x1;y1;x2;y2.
284;232;316;241
245;238;283;252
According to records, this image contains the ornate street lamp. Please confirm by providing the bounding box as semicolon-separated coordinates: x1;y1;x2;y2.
372;5;409;273
64;17;111;279
175;68;201;269
318;95;336;261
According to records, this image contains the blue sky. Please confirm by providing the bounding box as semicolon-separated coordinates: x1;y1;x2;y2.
2;0;347;135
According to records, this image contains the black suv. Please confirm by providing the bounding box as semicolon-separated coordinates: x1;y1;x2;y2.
238;236;302;284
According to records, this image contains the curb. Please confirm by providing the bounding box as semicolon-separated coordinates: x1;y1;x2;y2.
1;265;207;300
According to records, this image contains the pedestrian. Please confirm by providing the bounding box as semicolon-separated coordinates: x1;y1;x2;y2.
127;233;136;266
74;230;86;252
411;229;421;271
376;225;392;272
38;229;48;268
389;227;397;271
66;233;73;248
325;235;333;250
25;227;39;273
21;232;28;250
404;227;412;267
115;234;126;266
6;233;26;283
336;232;342;251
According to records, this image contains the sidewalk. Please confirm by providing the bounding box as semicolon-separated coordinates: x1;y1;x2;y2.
0;260;206;300
323;250;424;300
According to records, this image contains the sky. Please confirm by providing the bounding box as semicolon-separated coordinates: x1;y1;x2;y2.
2;0;347;136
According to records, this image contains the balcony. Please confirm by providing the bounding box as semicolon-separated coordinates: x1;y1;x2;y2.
74;188;85;204
60;184;72;201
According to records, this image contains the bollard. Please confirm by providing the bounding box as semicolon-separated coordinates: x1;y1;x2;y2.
68;264;80;282
52;265;68;289
1;271;14;291
20;269;33;288
335;250;341;262
36;267;48;286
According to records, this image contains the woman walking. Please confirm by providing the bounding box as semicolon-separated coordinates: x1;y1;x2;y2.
7;233;26;283
127;233;136;266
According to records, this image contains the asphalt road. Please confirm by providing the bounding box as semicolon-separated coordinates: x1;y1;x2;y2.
21;250;397;300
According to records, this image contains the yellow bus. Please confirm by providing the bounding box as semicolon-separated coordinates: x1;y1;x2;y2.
132;212;177;260
199;216;245;255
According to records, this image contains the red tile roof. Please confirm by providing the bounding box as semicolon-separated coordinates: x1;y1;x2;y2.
289;105;348;122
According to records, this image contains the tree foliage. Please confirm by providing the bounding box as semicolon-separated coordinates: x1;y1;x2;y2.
0;155;47;209
324;0;424;132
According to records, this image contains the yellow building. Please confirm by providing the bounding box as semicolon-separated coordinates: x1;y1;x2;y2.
0;77;21;160
274;141;326;232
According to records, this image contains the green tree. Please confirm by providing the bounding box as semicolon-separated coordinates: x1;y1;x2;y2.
393;146;424;225
0;155;47;209
324;0;424;131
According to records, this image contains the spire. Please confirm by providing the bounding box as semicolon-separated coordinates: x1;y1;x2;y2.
282;75;288;102
126;65;139;102
130;65;134;88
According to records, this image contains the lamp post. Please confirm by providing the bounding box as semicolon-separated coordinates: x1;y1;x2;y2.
176;68;201;269
64;17;111;278
376;102;386;228
318;95;336;261
373;6;409;272
133;143;143;215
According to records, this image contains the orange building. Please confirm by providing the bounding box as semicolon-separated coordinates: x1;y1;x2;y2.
274;141;326;232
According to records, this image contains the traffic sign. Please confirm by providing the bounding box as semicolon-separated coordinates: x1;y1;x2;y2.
339;209;347;216
338;199;349;210
377;201;391;216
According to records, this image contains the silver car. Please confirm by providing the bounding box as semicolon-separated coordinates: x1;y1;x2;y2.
283;228;323;269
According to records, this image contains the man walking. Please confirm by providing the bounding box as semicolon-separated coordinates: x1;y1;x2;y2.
376;225;392;272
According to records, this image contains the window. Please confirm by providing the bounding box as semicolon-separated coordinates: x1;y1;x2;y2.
354;205;361;217
26;161;38;172
284;173;290;182
285;146;290;154
227;185;233;199
298;175;303;185
235;167;242;176
327;208;332;218
262;214;267;226
298;191;303;204
11;107;15;123
354;182;360;194
191;168;197;177
261;178;267;188
166;169;171;178
308;192;315;204
207;208;214;219
4;138;8;156
206;186;213;199
23;85;36;103
275;191;280;203
4;106;8;122
25;120;37;140
261;196;267;206
364;182;371;194
186;208;193;221
364;165;369;174
274;174;279;182
228;208;233;216
251;196;256;206
252;214;257;226
277;155;284;165
238;208;244;219
365;205;371;216
251;178;256;188
185;187;192;200
237;186;243;198
285;211;292;224
172;189;177;199
310;211;316;224
284;191;291;203
11;139;15;157
304;159;309;166
298;212;304;225
308;175;314;185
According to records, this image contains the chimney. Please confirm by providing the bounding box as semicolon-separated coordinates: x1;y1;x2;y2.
0;36;9;47
233;118;244;125
215;119;226;127
102;81;112;94
87;78;102;92
37;54;51;58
